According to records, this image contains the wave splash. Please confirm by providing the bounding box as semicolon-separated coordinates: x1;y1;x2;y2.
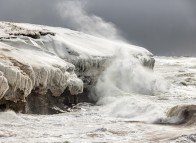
154;105;196;126
93;49;169;121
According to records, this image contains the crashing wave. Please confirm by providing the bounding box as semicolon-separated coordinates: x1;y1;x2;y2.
154;105;196;125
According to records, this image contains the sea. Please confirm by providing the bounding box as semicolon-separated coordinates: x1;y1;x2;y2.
0;56;196;143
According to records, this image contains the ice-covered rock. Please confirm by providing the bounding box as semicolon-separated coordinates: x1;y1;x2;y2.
0;21;154;113
0;71;9;99
0;21;154;85
0;40;83;113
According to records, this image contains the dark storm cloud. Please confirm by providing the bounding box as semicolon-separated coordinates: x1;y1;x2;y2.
0;0;196;56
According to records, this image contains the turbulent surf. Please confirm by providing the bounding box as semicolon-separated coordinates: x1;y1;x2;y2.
0;22;195;143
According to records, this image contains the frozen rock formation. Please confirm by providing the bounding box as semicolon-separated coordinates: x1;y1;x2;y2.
0;21;154;114
0;42;83;101
0;71;9;99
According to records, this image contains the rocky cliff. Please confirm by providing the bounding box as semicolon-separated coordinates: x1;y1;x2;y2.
0;21;155;114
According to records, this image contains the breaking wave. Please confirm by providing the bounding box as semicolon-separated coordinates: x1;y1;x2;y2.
93;49;170;122
154;105;196;126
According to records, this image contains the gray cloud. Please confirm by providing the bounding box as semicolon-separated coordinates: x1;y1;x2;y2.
87;0;196;56
0;0;196;56
0;0;62;26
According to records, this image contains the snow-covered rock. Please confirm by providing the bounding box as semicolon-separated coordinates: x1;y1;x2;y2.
0;21;154;113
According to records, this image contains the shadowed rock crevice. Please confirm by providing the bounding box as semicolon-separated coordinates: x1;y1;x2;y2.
28;88;91;114
0;88;91;115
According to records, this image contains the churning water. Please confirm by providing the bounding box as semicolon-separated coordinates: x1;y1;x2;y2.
0;56;196;143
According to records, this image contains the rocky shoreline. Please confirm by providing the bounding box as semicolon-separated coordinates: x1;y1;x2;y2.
0;21;155;114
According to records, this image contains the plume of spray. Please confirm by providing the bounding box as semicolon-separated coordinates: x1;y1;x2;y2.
56;0;124;40
56;0;170;121
95;49;168;102
94;49;170;121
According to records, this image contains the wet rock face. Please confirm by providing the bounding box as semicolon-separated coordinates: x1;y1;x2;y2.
143;56;155;69
25;89;91;115
0;88;91;115
0;99;25;113
25;90;65;114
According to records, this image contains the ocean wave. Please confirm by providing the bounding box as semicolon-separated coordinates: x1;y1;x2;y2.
154;105;196;126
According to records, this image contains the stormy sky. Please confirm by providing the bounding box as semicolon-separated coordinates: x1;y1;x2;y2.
0;0;196;56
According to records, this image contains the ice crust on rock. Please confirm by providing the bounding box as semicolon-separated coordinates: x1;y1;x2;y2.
0;41;83;103
0;21;154;104
0;71;9;99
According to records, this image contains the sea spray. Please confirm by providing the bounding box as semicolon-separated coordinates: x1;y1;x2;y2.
94;48;170;121
56;0;170;122
95;48;169;101
56;0;123;40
